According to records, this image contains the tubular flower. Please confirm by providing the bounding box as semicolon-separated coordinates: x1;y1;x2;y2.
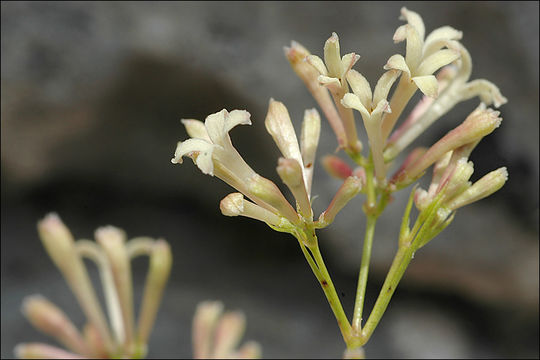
15;214;172;359
385;42;507;160
341;69;401;182
173;101;361;233
381;7;463;140
306;32;363;154
284;41;347;149
192;301;261;359
172;108;300;226
390;104;502;187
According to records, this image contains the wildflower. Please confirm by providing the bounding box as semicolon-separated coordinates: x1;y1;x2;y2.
391;104;502;187
172;108;300;226
306;32;363;154
385;42;507;160
15;214;172;359
285;41;347;149
192;301;261;359
341;68;401;182
381;7;463;140
321;155;353;180
318;176;363;226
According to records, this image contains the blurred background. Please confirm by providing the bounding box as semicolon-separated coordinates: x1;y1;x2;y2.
1;1;538;358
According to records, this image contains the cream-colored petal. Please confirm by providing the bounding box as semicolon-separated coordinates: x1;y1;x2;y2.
416;48;460;76
181;119;211;141
400;7;425;40
461;79;508;107
264;99;303;166
225;110;252;132
306;55;328;76
172;138;215;175
384;54;411;77
318;75;342;93
373;69;400;105
403;24;423;70
341;93;370;119
301;109;321;195
324;32;342;78
341;53;360;78
423;26;463;57
346;70;372;108
412;75;439;98
204;109;228;147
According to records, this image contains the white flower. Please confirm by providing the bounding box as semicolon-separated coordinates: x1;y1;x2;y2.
341;69;401;182
172;107;301;225
381;7;463;140
385;42;508;160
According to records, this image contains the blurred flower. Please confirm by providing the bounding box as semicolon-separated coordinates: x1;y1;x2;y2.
192;301;261;359
15;213;172;359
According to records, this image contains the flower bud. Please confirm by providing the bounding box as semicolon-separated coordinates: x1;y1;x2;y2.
14;343;85;359
193;301;224;359
37;214;113;351
247;174;300;225
277;158;312;219
22;295;89;356
319;176;362;226
321;155;353;180
392;106;501;185
447;167;508;210
213;311;246;358
137;240;172;347
301;108;321;194
95;226;134;347
220;193;283;227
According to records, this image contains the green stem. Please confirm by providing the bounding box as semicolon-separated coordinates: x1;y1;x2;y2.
304;234;353;345
359;243;415;345
352;214;377;332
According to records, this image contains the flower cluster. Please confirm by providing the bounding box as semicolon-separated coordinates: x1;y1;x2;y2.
15;214;172;359
172;100;363;243
285;6;507;219
171;6;509;355
192;301;261;359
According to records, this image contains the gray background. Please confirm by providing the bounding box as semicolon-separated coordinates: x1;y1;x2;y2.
2;1;538;358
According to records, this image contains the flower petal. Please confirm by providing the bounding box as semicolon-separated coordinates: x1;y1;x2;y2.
400;7;425;40
318;75;341;93
412;75;439;98
225;110;252;132
462;79;508;107
341;53;360;79
373;69;400;105
264;99;303;166
341;93;370;119
416;48;460;76
172;138;215;175
384;54;411;77
324;32;342;78
423;26;463;57
181;119;210;141
346;70;372;109
306;55;328;76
